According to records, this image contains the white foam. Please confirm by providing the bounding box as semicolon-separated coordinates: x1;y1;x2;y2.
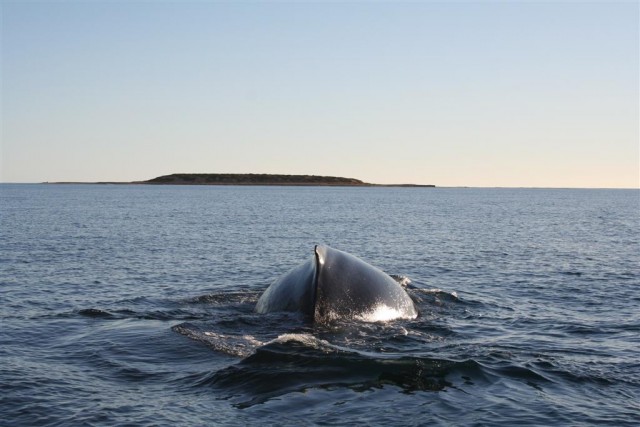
199;331;264;357
272;333;333;350
355;304;418;322
390;274;412;287
417;288;458;299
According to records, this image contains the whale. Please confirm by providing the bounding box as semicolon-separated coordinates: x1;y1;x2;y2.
255;245;418;323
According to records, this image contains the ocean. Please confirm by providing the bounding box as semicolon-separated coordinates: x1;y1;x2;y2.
1;184;638;426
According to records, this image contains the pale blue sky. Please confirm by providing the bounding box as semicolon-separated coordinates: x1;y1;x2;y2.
2;1;638;187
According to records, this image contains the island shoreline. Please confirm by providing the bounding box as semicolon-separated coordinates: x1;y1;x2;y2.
46;173;436;188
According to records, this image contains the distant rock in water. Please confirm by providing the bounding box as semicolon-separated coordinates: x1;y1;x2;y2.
143;173;369;186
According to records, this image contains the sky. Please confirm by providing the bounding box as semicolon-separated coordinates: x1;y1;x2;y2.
1;1;638;188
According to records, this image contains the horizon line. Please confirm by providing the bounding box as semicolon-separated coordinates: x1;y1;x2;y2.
1;181;638;190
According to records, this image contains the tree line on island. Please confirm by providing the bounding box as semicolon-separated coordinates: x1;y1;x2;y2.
142;173;435;187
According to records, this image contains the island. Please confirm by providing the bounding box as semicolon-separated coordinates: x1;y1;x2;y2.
47;173;435;187
143;173;365;186
139;173;435;187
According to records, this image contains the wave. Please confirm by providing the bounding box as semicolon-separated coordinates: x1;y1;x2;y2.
65;290;262;322
193;333;479;407
75;307;211;321
172;323;265;358
183;290;261;305
64;286;637;412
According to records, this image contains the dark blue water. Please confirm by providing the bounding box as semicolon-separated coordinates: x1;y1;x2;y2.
1;184;639;426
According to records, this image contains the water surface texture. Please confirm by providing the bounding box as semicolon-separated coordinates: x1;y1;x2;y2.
1;185;639;426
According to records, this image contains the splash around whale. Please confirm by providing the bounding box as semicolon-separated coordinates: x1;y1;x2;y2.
255;245;418;323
